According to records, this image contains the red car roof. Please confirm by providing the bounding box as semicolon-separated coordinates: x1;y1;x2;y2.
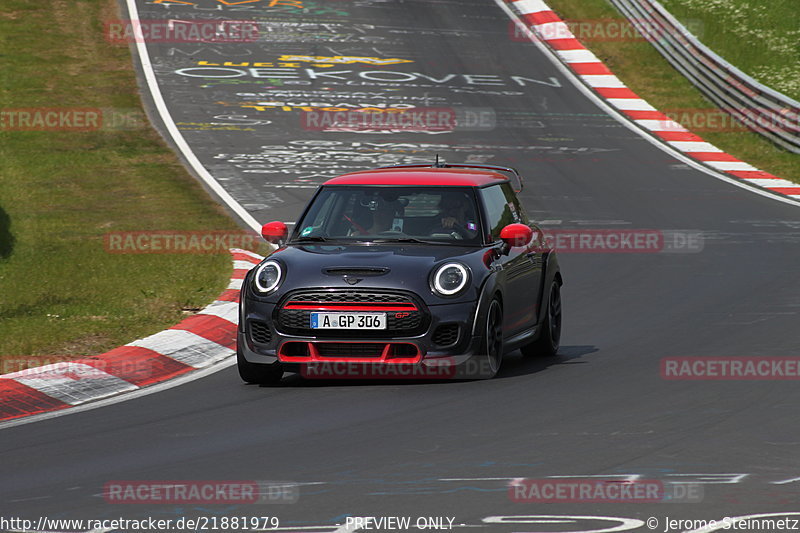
324;167;509;187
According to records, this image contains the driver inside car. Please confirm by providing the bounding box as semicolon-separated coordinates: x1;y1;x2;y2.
433;192;478;239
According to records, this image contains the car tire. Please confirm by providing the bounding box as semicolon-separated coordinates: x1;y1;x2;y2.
237;345;283;385
522;280;561;357
480;297;504;379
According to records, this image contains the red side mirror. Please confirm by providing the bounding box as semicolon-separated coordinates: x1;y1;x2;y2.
261;221;288;245
499;223;533;248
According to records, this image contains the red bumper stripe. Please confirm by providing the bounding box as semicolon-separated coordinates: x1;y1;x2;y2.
284;302;416;311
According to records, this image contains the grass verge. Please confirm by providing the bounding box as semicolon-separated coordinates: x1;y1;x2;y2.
662;0;799;101
0;0;266;369
542;0;799;183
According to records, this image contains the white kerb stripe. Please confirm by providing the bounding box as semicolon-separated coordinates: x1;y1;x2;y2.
233;260;258;271
130;329;234;368
668;141;723;152
557;49;600;63
227;279;243;290
514;0;551;15
581;75;626;88
231;248;264;262
635;119;688;132
13;363;137;406
533;21;575;40
607;98;657;111
741;178;799;187
4;362;114;380
704;161;759;171
198;300;239;323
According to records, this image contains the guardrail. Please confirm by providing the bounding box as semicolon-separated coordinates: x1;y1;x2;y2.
608;0;800;154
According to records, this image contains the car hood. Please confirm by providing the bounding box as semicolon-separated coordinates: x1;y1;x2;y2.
264;243;490;305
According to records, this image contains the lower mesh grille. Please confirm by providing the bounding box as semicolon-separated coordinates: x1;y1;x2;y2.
316;343;385;358
432;324;459;347
250;321;272;344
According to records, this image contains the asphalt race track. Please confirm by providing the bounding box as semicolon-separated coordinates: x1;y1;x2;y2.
2;0;800;531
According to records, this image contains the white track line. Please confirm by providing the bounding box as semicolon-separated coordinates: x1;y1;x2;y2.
122;0;263;232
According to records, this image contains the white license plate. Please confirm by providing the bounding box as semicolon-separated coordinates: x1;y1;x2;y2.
310;312;386;330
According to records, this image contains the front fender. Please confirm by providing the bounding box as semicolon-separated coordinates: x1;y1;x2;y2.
470;269;502;337
537;251;562;328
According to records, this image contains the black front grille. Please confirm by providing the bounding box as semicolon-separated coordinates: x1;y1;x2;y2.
323;267;389;277
432;324;460;347
276;290;428;338
287;291;411;304
249;320;272;344
316;343;385;358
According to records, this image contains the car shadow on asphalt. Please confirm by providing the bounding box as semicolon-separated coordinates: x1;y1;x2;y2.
258;345;598;388
494;344;598;380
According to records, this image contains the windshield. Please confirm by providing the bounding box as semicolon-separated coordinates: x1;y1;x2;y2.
291;186;483;245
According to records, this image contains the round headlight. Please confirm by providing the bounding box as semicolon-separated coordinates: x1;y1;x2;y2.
432;262;469;296
254;260;282;293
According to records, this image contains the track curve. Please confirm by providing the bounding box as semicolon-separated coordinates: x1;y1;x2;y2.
2;0;799;530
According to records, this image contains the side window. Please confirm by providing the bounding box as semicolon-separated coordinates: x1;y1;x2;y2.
500;182;529;225
480;185;516;240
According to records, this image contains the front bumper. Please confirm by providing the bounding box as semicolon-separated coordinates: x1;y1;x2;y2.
238;296;493;379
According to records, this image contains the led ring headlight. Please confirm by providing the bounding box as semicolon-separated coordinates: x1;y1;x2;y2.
432;262;469;296
254;260;283;293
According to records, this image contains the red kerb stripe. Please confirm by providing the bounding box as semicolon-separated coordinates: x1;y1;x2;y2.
0;379;69;422
522;11;561;25
77;346;193;387
686;152;741;162
546;38;584;50
171;314;237;349
570;62;612;75
595;87;640;99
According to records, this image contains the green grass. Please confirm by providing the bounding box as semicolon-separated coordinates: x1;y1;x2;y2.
543;0;800;183
0;0;267;365
662;0;800;101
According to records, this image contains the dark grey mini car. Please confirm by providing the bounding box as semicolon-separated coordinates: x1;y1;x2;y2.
237;163;562;384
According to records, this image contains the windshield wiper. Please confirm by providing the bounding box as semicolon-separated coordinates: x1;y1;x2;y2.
292;236;330;243
368;237;448;244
